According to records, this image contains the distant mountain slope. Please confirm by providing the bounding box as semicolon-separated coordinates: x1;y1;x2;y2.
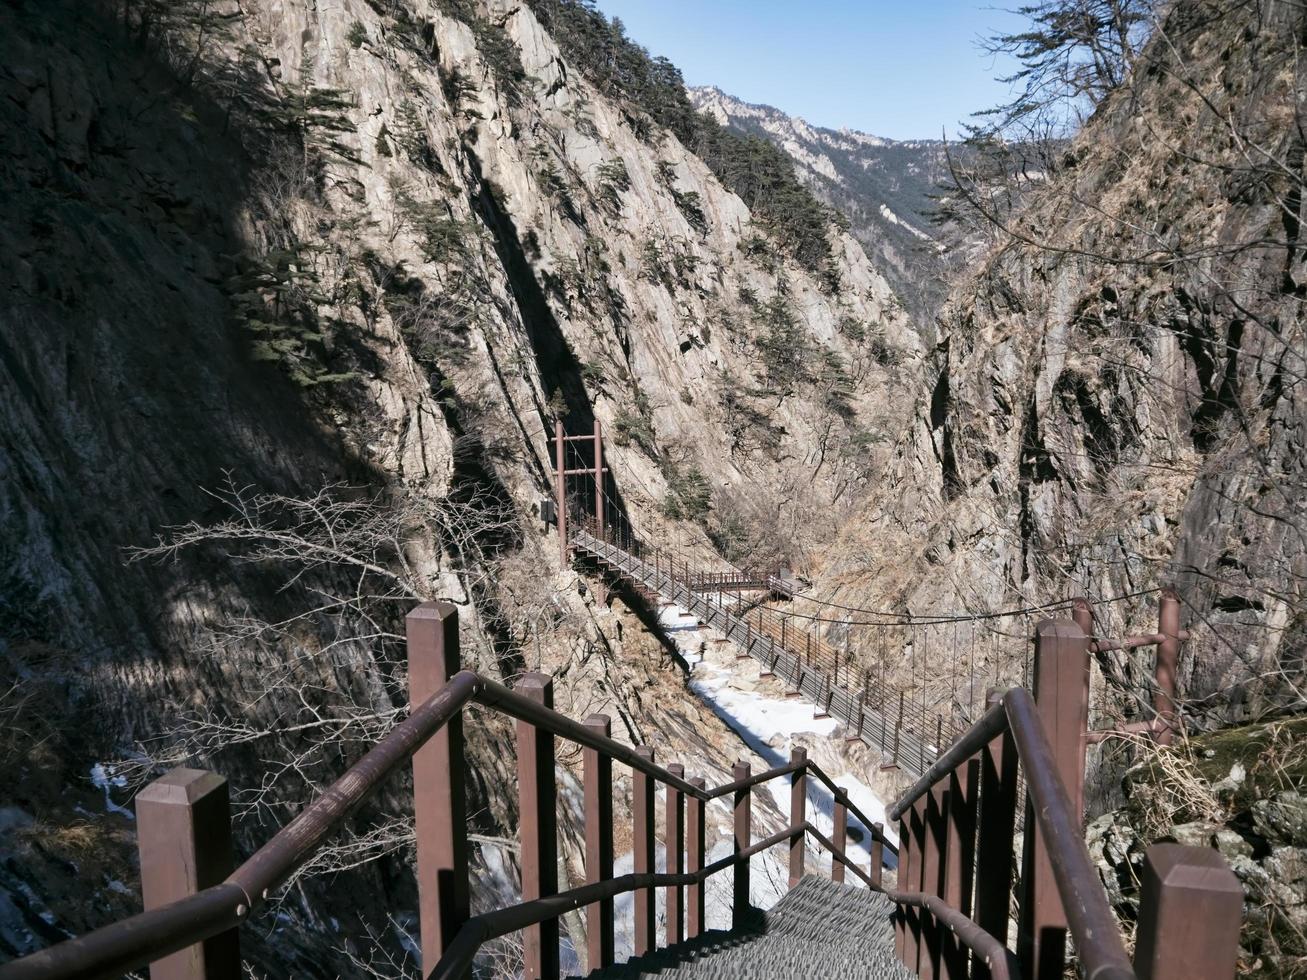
689;86;957;331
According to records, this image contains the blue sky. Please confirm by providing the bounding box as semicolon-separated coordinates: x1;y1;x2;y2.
592;1;1028;141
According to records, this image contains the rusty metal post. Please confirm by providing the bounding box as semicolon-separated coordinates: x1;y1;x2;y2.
831;787;848;884
973;694;1018;980
1155;587;1182;746
1018;620;1089;980
633;747;656;956
788;748;807;888
942;759;979;980
687;778;706;938
665;763;685;946
136;769;239;980
1133;844;1242;980
732;761;752;927
1071;596;1094;641
890;692;905;767
554;419;567;565
593;419;604;540
583;715;614;972
870;822;884;888
408;602;469;968
518;673;558;980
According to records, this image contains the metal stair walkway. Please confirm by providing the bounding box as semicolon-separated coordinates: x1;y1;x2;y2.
571;528;937;776
573;876;914;979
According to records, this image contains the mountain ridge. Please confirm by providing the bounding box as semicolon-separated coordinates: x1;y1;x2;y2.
688;85;960;330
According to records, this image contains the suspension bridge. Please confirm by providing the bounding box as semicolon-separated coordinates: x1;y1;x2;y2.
1;422;1240;980
552;422;1190;779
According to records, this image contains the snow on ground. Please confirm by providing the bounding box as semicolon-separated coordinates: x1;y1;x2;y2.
90;763;134;818
657;600;898;908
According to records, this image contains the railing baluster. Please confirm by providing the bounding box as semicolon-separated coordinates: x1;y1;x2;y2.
633;747;656;956
789;748;807;888
687;778;706;938
973;695;1018;980
583;715;615;972
136;768;239;980
942;758;979;980
921;784;949;980
733;761;751;926
906;798;928;972
518;673;558;980
1133;844;1242;980
895;810;914;965
666;763;685;946
870;821;884;888
832;786;848;885
1018;620;1089;980
408;602;469;964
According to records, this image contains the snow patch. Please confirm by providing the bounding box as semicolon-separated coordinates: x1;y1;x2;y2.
90;764;134;819
659;598;897;890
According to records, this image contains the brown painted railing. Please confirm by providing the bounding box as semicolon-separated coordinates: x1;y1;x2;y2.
1;607;1242;980
883;619;1244;980
0;602;898;980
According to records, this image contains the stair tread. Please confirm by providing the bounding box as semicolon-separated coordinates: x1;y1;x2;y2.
572;877;913;980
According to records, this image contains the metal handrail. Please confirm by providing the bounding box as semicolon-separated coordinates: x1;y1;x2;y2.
435;819;998;980
2;669;894;980
887;688;1135;980
432;823;806;979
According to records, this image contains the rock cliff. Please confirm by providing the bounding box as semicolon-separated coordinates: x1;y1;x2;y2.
689;86;957;330
806;0;1306;787
0;0;915;971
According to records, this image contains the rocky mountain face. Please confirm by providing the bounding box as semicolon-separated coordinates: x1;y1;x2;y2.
0;0;917;971
1089;716;1307;976
804;0;1305;827
689;86;958;332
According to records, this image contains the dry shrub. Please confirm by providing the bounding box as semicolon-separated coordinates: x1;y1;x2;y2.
18;821;109;856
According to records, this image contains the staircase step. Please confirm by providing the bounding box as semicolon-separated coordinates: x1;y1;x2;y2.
573;877;914;980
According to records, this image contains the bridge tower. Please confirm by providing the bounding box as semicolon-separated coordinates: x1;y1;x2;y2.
551;419;606;565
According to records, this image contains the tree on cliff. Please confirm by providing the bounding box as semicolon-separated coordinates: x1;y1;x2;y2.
979;0;1155;140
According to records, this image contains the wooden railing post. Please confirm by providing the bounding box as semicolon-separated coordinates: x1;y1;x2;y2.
788;748;807;888
895;812;914;965
408;602;469;969
870;822;884;888
1019;619;1089;980
906;797;929;972
921;784;949;980
942;759;979;980
136;768;239;980
1155;587;1182;746
831;787;848;884
665;763;685;946
518;673;558;980
1070;596;1094;641
733;761;751;926
1133;844;1242;980
633;747;656;956
687;778;706;938
582;715;614;972
973;693;1018;980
